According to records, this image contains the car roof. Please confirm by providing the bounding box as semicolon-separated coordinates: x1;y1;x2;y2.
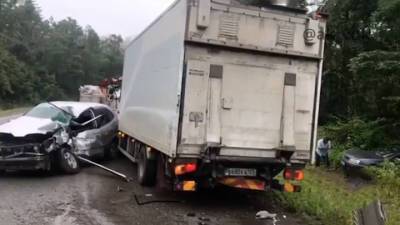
50;101;110;117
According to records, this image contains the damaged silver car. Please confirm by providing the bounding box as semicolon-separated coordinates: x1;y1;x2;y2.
0;101;118;174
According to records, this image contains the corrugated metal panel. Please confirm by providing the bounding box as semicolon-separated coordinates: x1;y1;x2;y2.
218;13;239;40
276;23;295;47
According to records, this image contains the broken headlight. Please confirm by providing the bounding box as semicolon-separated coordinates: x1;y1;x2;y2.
33;145;40;153
348;158;361;165
42;138;56;153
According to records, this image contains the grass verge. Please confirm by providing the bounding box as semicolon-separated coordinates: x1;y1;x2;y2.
275;167;400;225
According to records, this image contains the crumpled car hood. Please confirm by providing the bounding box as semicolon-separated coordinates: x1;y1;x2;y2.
0;116;61;137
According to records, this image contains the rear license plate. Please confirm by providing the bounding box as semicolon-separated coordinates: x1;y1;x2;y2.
225;168;257;177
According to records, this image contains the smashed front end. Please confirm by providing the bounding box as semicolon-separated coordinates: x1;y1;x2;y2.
0;133;56;171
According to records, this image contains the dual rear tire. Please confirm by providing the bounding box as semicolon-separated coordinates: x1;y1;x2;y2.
136;143;157;186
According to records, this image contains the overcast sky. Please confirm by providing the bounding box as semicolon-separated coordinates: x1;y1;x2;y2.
35;0;175;38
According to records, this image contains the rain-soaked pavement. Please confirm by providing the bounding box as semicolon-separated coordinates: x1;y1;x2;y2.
0;157;308;225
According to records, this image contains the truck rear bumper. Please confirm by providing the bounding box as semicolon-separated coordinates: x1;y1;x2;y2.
173;155;305;192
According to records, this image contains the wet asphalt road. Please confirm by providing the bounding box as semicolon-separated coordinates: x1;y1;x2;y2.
0;157;307;225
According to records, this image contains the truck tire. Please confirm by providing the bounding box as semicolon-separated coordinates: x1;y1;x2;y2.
137;144;157;186
58;147;80;174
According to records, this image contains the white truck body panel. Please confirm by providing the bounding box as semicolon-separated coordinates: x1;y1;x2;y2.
119;0;187;156
120;0;326;163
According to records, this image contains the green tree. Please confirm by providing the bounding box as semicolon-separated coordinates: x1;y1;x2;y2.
320;0;380;121
99;34;124;78
0;0;124;107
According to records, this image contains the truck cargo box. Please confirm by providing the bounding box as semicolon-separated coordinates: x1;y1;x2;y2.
119;0;327;189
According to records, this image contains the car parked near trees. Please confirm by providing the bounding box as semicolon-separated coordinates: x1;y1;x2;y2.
341;147;400;173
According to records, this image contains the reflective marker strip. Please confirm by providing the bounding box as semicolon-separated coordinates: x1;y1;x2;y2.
182;181;196;191
218;178;265;191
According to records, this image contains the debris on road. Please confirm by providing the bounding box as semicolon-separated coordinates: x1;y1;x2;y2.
78;156;131;182
187;212;196;217
134;194;183;206
199;216;210;222
256;210;278;225
116;186;124;192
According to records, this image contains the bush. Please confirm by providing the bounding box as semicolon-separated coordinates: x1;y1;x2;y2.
366;162;400;224
276;167;400;225
276;168;376;225
321;118;388;150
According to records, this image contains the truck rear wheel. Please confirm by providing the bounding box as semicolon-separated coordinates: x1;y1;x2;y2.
137;144;157;186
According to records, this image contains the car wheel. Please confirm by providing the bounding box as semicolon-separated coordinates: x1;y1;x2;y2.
58;147;80;174
137;144;157;186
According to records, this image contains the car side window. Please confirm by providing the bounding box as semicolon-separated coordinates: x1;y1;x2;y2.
92;107;112;128
73;108;97;131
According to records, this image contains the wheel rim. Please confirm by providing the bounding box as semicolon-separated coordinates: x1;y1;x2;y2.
64;151;78;169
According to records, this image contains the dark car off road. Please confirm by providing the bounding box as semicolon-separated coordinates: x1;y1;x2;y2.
341;147;400;172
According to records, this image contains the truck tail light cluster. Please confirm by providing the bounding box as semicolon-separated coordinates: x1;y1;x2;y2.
283;168;304;181
174;163;197;176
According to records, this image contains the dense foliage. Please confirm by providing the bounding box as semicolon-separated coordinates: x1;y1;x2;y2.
277;167;400;225
321;0;400;121
318;0;400;157
0;0;123;108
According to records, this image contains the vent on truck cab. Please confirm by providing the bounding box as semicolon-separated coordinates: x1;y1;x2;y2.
276;23;295;47
218;13;239;40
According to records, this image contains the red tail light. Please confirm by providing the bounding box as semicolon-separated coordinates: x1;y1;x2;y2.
284;169;304;181
294;170;304;181
175;163;197;176
284;169;293;180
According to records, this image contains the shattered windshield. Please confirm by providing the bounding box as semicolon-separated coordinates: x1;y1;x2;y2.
25;103;72;124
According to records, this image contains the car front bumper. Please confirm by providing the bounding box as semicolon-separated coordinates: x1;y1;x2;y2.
0;155;51;171
341;160;364;169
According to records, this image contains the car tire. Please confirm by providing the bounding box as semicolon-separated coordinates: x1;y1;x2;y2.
137;144;157;186
58;147;80;174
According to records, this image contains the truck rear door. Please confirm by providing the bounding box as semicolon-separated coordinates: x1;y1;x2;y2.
179;53;317;160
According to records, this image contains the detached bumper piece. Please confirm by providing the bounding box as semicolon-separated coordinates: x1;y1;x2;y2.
218;177;266;191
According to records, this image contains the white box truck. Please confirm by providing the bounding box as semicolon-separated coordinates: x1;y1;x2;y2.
118;0;327;192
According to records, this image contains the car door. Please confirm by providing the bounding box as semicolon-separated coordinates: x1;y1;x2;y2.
91;107;117;149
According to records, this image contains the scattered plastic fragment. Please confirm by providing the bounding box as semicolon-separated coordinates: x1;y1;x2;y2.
256;210;278;225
